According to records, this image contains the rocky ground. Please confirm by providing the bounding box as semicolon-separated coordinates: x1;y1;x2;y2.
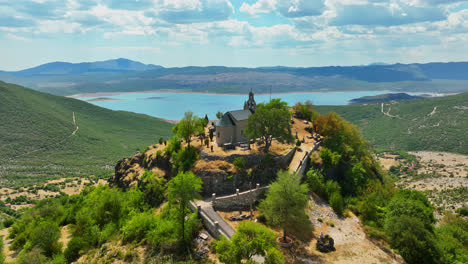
378;151;468;213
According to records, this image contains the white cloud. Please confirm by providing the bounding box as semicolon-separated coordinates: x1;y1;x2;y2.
240;0;276;17
5;33;31;41
240;0;327;17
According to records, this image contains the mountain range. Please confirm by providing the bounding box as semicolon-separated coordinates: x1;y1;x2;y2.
1;59;468;95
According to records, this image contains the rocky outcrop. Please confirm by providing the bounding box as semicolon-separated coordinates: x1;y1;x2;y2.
109;151;145;189
109;146;173;189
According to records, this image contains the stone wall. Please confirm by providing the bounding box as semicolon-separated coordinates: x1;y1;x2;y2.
274;147;296;167
199;150;264;164
213;185;269;211
188;201;233;239
296;141;321;178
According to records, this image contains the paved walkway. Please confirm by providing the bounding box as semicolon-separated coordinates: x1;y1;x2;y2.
288;142;316;173
195;198;235;239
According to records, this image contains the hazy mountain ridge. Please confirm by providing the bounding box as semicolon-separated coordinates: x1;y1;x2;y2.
1;58;163;76
1;60;468;96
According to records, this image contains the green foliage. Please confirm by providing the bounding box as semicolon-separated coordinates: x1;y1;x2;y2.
167;171;203;247
233;157;246;174
0;81;173;187
306;169;325;197
140;170;165;207
315;112;381;196
329;192;344;216
172;112;204;147
122;211;159;243
215;221;284;264
385;190;440;264
64;237;88;263
29;221;62;257
315;93;468;155
385;215;441;264
259;170;311;240
245;99;292;152
293;101;319;121
216;111;223;119
456;207;468;217
165;136;182;157
296;139;302;147
0;235;5;264
172;146;199;172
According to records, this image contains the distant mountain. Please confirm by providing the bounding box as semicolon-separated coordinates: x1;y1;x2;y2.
6;58;163;75
1;61;468;95
0;80;173;185
349;93;423;104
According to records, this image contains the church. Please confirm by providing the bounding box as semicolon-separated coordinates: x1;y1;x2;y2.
216;90;257;146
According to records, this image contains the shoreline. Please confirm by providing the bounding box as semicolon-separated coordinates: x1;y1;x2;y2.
67;89;446;99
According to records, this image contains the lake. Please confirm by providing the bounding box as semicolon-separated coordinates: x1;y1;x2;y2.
78;91;420;120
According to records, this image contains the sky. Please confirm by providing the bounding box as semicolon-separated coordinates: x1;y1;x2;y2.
1;0;468;70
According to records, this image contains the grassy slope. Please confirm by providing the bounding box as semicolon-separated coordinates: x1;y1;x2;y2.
0;81;173;187
316;93;468;154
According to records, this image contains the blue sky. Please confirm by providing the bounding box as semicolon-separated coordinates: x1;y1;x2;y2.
1;0;468;70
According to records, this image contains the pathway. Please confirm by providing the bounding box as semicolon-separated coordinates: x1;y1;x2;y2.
289;142;315;174
2;112;79;162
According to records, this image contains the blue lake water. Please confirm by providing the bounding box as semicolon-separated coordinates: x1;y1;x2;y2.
78;91;420;120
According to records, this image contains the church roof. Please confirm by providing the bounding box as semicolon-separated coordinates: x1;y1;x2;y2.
216;113;235;127
228;109;252;121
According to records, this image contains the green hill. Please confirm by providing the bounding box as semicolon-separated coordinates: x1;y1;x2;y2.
0;81;173;187
316;93;468;154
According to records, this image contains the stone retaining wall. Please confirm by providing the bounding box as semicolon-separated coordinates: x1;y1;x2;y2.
296;141;321;178
199;150;264;164
213;185;269;211
274;147;296;167
189;201;234;239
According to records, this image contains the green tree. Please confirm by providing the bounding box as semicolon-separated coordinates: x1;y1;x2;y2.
30;221;62;257
385;190;440;264
140;170;165;207
167;171;203;247
215;221;284;264
203;114;209;127
259;170;310;241
172;112;203;147
245;99;292;152
216;111;223;119
385;215;441;264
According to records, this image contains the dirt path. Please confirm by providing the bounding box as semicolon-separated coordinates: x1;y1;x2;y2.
302;195;403;264
381;103;402;119
0;228;17;263
2;112;79;162
71;112;79;136
428;106;438;117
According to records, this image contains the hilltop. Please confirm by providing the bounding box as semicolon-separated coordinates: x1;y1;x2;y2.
0;81;173;187
1;61;468;95
349;93;423;104
316;92;468;154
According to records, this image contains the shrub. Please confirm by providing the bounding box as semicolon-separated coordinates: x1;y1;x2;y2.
329;192;344;216
327;221;335;227
159;137;164;145
64;237;88;263
456;207;468;216
30;221;62;257
122;212;158;243
296;139;302;147
325;180;341;200
306;169;325;197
